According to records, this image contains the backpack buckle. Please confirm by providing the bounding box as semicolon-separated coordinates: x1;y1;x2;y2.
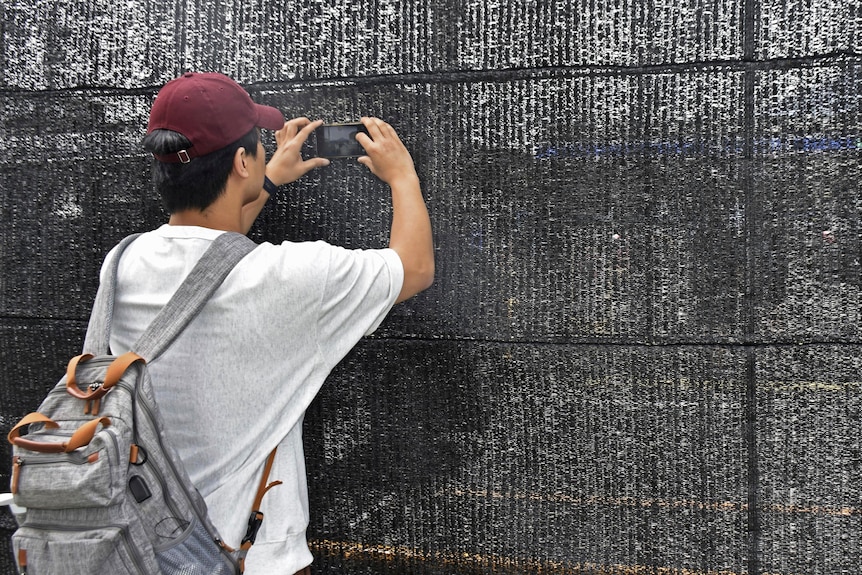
241;511;264;547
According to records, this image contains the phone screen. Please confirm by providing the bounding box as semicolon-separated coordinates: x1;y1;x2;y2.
315;123;368;158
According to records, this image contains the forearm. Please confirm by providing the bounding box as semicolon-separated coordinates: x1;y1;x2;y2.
389;174;434;303
241;117;328;234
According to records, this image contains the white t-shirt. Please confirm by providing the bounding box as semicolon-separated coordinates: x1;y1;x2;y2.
102;224;404;574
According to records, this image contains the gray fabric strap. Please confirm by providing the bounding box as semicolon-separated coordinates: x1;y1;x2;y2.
83;232;257;362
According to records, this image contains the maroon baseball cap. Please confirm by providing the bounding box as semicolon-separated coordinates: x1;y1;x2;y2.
147;72;285;163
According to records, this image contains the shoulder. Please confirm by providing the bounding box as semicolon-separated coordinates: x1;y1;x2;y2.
241;240;403;294
250;240;401;272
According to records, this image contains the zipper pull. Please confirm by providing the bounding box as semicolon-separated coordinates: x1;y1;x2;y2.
89;397;102;415
11;456;23;495
85;382;103;414
17;548;27;574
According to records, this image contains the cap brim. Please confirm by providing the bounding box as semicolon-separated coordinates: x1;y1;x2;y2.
256;104;285;131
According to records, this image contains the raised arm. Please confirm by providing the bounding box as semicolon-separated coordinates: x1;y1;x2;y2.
241;118;330;233
356;117;434;302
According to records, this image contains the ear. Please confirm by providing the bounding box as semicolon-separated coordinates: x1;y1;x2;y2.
232;147;250;178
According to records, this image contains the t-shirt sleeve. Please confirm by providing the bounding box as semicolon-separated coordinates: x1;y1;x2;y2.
316;246;404;367
98;245;119;284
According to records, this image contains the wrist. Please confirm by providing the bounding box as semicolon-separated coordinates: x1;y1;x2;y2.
263;176;279;196
387;172;420;191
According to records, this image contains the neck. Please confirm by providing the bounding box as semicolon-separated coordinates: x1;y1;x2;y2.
168;209;244;233
168;183;246;233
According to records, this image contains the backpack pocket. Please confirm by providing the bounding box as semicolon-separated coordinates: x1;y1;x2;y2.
12;524;150;574
154;516;238;575
12;427;126;509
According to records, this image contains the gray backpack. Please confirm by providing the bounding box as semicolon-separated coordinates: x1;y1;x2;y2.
7;232;279;574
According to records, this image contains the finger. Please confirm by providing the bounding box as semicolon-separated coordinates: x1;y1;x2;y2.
274;122;296;147
273;122;288;145
380;122;398;139
371;119;400;145
294;119;323;143
361;116;385;140
355;131;372;148
293;157;330;178
289;120;323;150
277;117;311;144
285;117;311;131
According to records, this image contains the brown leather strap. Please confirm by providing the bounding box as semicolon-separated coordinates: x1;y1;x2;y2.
7;413;58;447
11;456;22;494
104;352;145;390
239;448;282;553
65;353;94;397
228;449;283;572
65;352;144;414
8;412;110;453
252;448;282;512
66;417;111;451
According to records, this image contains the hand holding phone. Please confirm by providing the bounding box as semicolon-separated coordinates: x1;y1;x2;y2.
314;123;368;158
354;117;417;188
265;118;330;187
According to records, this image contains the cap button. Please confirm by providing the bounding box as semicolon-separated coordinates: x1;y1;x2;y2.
183;72;194;78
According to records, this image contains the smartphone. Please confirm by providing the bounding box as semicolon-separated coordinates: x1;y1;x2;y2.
314;122;368;158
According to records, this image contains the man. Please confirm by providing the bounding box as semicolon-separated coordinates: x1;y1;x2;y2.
102;72;434;574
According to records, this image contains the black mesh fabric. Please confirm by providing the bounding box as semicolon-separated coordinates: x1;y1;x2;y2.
2;1;862;574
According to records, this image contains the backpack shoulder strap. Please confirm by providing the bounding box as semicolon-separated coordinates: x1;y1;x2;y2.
83;231;257;361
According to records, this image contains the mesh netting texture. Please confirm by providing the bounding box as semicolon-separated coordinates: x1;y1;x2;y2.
2;1;862;574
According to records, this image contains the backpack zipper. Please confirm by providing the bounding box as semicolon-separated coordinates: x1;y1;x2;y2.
19;522;148;573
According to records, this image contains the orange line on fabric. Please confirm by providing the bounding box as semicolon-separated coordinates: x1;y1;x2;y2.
310;539;798;575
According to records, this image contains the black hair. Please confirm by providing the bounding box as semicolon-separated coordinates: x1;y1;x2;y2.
141;128;260;213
